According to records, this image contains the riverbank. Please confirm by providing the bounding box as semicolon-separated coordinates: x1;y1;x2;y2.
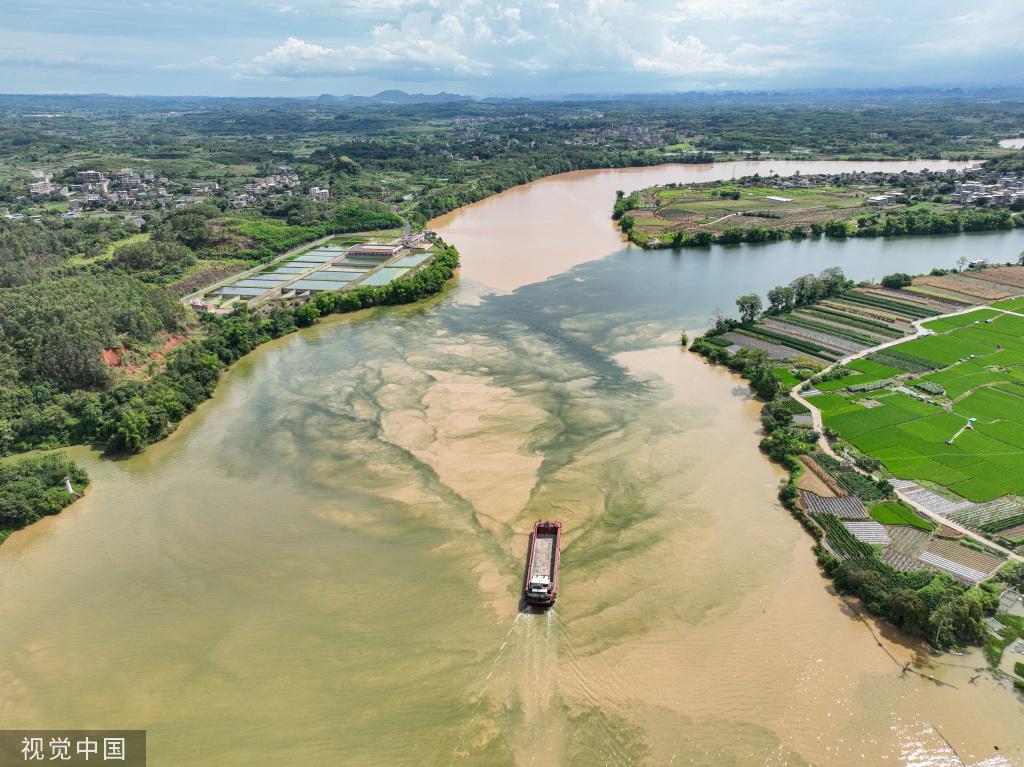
0;454;88;543
614;170;1022;249
5;160;1024;765
690;265;1024;670
0;244;459;544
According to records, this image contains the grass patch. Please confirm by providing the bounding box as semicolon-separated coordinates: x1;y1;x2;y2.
774;366;802;389
68;231;152;266
869;500;934;530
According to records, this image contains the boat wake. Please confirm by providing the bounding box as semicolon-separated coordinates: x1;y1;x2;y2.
448;610;527;765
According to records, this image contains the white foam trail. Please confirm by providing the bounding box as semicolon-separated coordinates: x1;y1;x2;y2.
448;610;527;765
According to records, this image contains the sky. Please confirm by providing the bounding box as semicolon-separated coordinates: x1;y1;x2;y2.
1;0;1022;97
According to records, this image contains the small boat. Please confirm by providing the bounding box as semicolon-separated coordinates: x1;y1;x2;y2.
523;520;562;607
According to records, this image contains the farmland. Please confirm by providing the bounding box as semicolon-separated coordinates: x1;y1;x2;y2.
809;308;1024;505
868;500;934;531
615;170;1021;248
621;179;874;245
691;268;1023;654
694;263;1024;552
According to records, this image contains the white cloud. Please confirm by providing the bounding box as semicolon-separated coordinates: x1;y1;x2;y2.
13;0;1021;93
233;1;807;82
236;25;490;80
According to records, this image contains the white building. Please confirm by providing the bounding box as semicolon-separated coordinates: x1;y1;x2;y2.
112;168;141;188
308;186;330;202
29;180;53;197
346;242;402;258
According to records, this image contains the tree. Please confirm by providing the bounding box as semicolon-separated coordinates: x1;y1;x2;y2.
110;240;195;282
766;285;796;314
887;588;931;635
106;405;149;453
881;272;913;289
157;209;212;249
1000;560;1024;590
818;266;850;297
790;274;820;306
736;293;763;324
824;220;851;238
293;303;321;328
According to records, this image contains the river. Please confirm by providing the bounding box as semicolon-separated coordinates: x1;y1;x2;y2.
1;160;1022;766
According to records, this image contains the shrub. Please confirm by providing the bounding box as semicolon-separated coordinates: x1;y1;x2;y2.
881;272;913;289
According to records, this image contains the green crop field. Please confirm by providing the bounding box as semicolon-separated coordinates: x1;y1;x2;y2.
993;296;1024;312
923;360;1024;398
774;366;803;389
815;306;1024;502
921;308;1004;332
815;357;902;392
869;501;934;530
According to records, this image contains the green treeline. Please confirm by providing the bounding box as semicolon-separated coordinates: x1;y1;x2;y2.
0;245;459;457
854;207;1015;236
0;454;89;541
619;199;1019;249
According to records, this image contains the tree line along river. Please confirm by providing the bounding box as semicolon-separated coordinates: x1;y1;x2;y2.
1;160;1022;766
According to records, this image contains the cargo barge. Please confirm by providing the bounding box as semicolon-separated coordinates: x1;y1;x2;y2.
523;520;561;607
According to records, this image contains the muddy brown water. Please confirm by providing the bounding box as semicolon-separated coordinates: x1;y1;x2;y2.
1;161;1022;766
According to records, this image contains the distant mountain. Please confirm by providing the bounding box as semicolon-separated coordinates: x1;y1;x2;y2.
316;90;474;104
3;85;1023;115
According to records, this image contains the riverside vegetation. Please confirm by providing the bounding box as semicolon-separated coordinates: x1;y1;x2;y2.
614;171;1022;249
4;88;1024;539
0;454;88;542
0;233;458;541
691;266;1024;657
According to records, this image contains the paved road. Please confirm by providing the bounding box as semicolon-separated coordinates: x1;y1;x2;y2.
789;300;1024;563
